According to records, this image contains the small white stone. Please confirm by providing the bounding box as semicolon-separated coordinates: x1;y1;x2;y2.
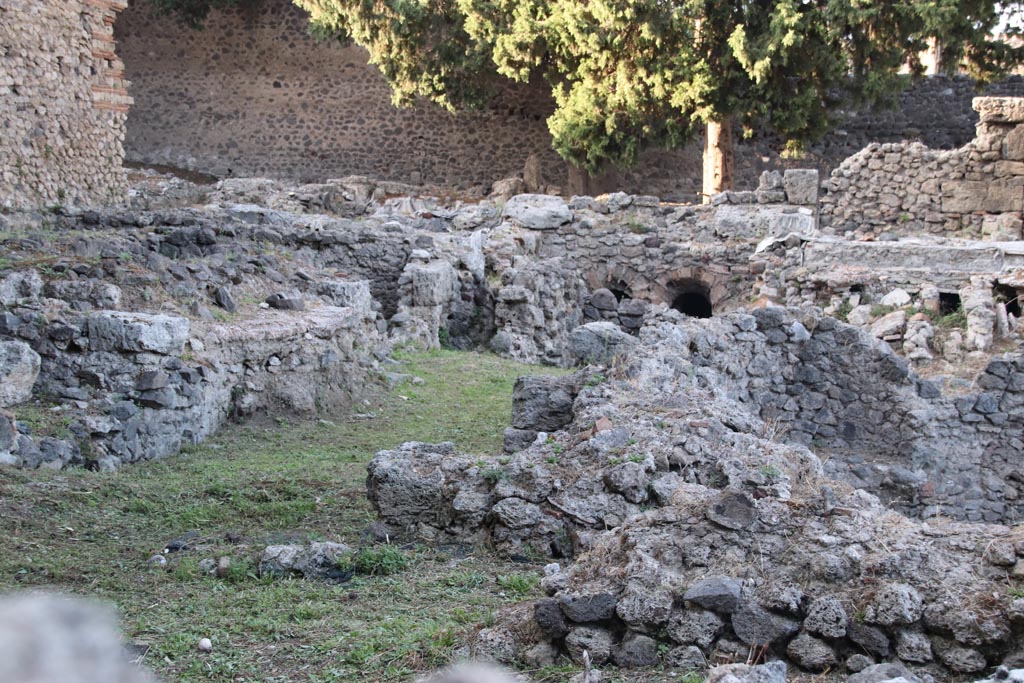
197;637;213;652
147;555;167;567
881;288;912;307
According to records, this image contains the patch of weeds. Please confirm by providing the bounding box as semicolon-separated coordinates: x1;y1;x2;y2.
869;304;896;318
13;403;73;439
496;573;540;597
224;558;259;584
1008;587;1024;599
627;453;646;464
625;217;651;234
173;556;200;581
834;300;853;322
340;545;409;576
585;372;607;387
0;350;563;683
480;467;507;484
932;308;967;330
760;464;782;480
442;570;487;590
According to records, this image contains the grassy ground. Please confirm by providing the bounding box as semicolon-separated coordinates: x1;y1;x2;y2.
0;350;581;683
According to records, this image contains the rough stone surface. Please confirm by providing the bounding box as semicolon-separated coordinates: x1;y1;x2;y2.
0;341;41;407
258;541;351;581
731;602;801;647
569;322;639;365
786;632;837;672
502;195;572;230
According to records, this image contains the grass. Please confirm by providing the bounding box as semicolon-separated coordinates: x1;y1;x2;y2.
931;308;968;330
0;350;570;683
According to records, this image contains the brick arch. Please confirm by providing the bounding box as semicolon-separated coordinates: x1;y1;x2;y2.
583;263;657;302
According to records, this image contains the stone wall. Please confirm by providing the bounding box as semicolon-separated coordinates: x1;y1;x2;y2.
116;0;1024;201
677;309;1024;523
0;0;131;210
116;0;564;193
820;97;1024;238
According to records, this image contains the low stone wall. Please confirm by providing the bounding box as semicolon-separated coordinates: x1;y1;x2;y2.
0;276;383;470
0;0;131;210
820;97;1024;238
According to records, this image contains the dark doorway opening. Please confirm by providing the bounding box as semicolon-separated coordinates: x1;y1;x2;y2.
670;280;713;318
995;283;1021;317
939;292;962;316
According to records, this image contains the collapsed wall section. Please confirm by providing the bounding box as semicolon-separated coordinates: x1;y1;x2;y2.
0;0;131;209
820;97;1024;238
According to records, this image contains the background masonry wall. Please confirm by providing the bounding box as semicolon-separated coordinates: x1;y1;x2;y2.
117;0;1024;201
0;0;132;210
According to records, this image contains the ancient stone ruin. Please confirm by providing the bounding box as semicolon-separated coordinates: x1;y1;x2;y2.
3;3;1024;680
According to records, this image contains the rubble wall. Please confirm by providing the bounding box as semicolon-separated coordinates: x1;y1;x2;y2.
0;0;131;210
678;309;1023;524
820;97;1024;238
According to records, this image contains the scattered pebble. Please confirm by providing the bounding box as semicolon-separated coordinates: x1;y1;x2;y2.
147;555;167;567
197;637;212;652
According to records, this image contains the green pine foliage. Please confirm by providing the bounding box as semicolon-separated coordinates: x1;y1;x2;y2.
293;0;1023;174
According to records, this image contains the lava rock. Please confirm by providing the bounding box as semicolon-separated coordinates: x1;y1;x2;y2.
684;577;743;613
611;632;659;668
731;601;800;647
847;662;922;683
213;285;237;313
804;596;848;638
265;291;305;311
534;598;569;638
667;609;723;648
786;632;837;672
559;592;618;623
706;490;758;530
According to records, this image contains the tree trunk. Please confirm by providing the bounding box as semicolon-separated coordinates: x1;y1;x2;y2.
567;164;621;197
925;36;942;75
702;117;734;203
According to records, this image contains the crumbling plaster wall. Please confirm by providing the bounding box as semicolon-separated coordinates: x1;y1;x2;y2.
0;0;131;210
